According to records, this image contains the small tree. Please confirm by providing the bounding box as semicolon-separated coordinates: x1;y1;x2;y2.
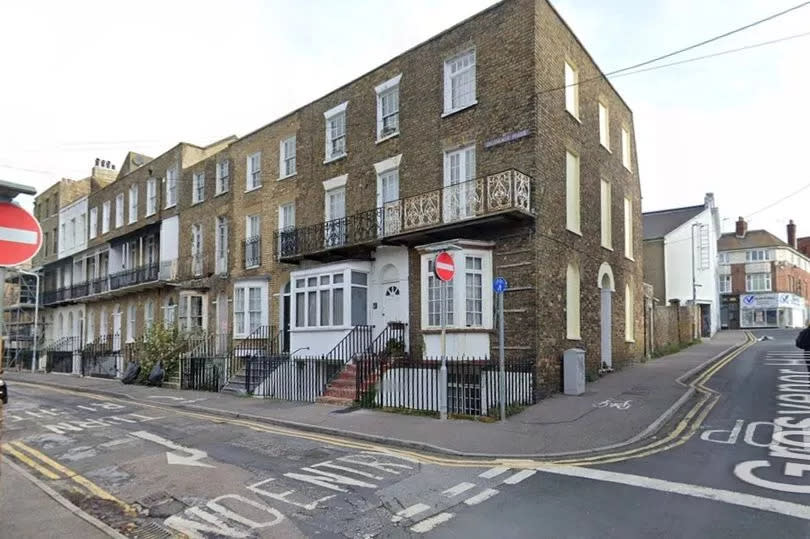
137;323;185;384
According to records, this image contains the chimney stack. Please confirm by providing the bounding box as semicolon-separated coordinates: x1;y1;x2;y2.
704;192;715;209
735;216;747;238
787;220;797;249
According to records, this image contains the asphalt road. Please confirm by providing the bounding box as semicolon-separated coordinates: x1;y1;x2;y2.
1;329;809;538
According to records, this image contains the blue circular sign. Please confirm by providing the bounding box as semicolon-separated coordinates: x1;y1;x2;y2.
493;277;508;293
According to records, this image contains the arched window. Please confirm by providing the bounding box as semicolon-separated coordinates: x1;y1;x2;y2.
625;282;635;341
566;262;581;340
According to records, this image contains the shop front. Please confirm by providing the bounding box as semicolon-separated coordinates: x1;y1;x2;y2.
739;293;806;329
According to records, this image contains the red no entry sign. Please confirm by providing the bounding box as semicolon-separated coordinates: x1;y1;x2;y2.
0;201;42;266
434;251;455;281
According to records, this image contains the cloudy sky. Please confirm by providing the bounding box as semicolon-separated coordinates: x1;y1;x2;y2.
1;0;808;240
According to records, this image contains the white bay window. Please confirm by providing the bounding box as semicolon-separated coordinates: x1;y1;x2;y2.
291;266;369;329
420;247;492;330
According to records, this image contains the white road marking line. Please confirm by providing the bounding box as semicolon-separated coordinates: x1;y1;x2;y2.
464;488;499;506
443;482;476;497
535;464;810;521
0;226;37;244
503;469;536;484
479;466;509;479
410;512;455;533
391;503;431;523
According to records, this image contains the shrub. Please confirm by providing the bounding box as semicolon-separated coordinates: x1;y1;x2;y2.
136;324;186;384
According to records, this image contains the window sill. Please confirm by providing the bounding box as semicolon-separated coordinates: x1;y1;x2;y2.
566;110;582;124
245;264;261;270
323;153;347;165
376;132;400;144
278;173;297;181
625;255;635;262
214;190;229;198
601;143;612;153
245;184;263;194
625;338;636;344
566;335;582;341
191;200;203;206
623;164;633;172
601;244;614;252
128;220;137;225
441;101;477;118
145;211;156;218
566;227;582;237
164;203;177;210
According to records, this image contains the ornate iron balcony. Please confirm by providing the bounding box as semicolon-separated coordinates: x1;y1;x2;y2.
276;168;533;261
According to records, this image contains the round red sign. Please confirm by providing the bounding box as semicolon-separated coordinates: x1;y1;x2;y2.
434;251;455;282
0;201;43;266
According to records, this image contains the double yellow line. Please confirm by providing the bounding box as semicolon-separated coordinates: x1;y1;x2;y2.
1;440;135;516
555;331;757;466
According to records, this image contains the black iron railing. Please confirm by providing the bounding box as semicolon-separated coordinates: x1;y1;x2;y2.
109;263;160;290
275;169;533;259
323;324;374;363
246;355;345;401
244;236;261;268
227;325;279;384
81;335;123;378
356;322;407;401
179;254;212;280
182;358;221;392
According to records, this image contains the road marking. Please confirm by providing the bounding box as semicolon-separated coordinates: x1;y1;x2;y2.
410;512;454;533
464;488;499;506
503;469;536;484
9;441;135;515
479;466;509;479
537;463;810;521
442;482;476;497
131;430;215;468
391;503;430;523
1;443;61;479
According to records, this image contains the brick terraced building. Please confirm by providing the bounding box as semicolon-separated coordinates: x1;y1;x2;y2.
34;0;642;396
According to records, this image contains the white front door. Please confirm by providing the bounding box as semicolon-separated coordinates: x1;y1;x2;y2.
382;283;405;323
112;307;122;352
216;292;228;353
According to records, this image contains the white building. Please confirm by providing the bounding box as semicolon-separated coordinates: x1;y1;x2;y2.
642;193;721;337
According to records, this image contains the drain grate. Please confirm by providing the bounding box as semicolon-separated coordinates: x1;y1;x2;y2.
134;521;176;539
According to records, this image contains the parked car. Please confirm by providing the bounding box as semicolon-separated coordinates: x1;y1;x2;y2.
0;377;7;404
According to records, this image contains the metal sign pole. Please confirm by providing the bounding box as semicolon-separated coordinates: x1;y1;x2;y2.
498;289;506;422
439;279;448;420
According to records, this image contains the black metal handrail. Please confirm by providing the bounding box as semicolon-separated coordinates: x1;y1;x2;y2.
228;325;279;383
323;324;374;363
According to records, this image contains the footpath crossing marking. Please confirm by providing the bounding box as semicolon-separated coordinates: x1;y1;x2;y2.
503;469;536;484
391;503;430;523
442;482;476;497
410;512;455;533
463;488;500;506
479;466;509;479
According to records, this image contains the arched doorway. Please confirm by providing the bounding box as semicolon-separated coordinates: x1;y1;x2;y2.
281;282;291;353
598;263;615;370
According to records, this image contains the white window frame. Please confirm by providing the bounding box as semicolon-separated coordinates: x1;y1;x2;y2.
718;252;730;265
719;274;732;294
146;178;157;216
191;224;203;276
115;193;124;228
246;152;262;191
598;101;610;150
233;280;268;338
375;74;402;141
566;150;581;234
600;179;612;249
216;160;230;195
624;197;634;260
746;272;772;292
290;266;369;330
279;136;297;179
215;216;228;274
192;171;205;204
443;49;476;116
746;249;771;262
89;207;97;239
566;262;581;340
128;185;138;224
565;60;579;120
420;248;493;330
126;303;136;343
621;127;632;170
245;214;261;269
165;167;178;208
324;102;348;163
179;292;205;333
144;300;154;330
279;202;295;231
164;297;177;327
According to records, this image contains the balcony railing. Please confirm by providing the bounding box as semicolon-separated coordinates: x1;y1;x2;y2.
244;236;261;268
42;261;174;305
109;263;160;290
276;169;532;260
178;254;213;280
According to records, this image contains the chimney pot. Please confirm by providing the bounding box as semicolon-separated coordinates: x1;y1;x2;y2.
735;217;748;238
95;158;100;166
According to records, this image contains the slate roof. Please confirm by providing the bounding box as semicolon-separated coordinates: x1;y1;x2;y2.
642;205;705;240
718;230;788;251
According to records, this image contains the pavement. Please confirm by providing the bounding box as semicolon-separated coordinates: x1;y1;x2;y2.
1;330;748;458
0;454;115;539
